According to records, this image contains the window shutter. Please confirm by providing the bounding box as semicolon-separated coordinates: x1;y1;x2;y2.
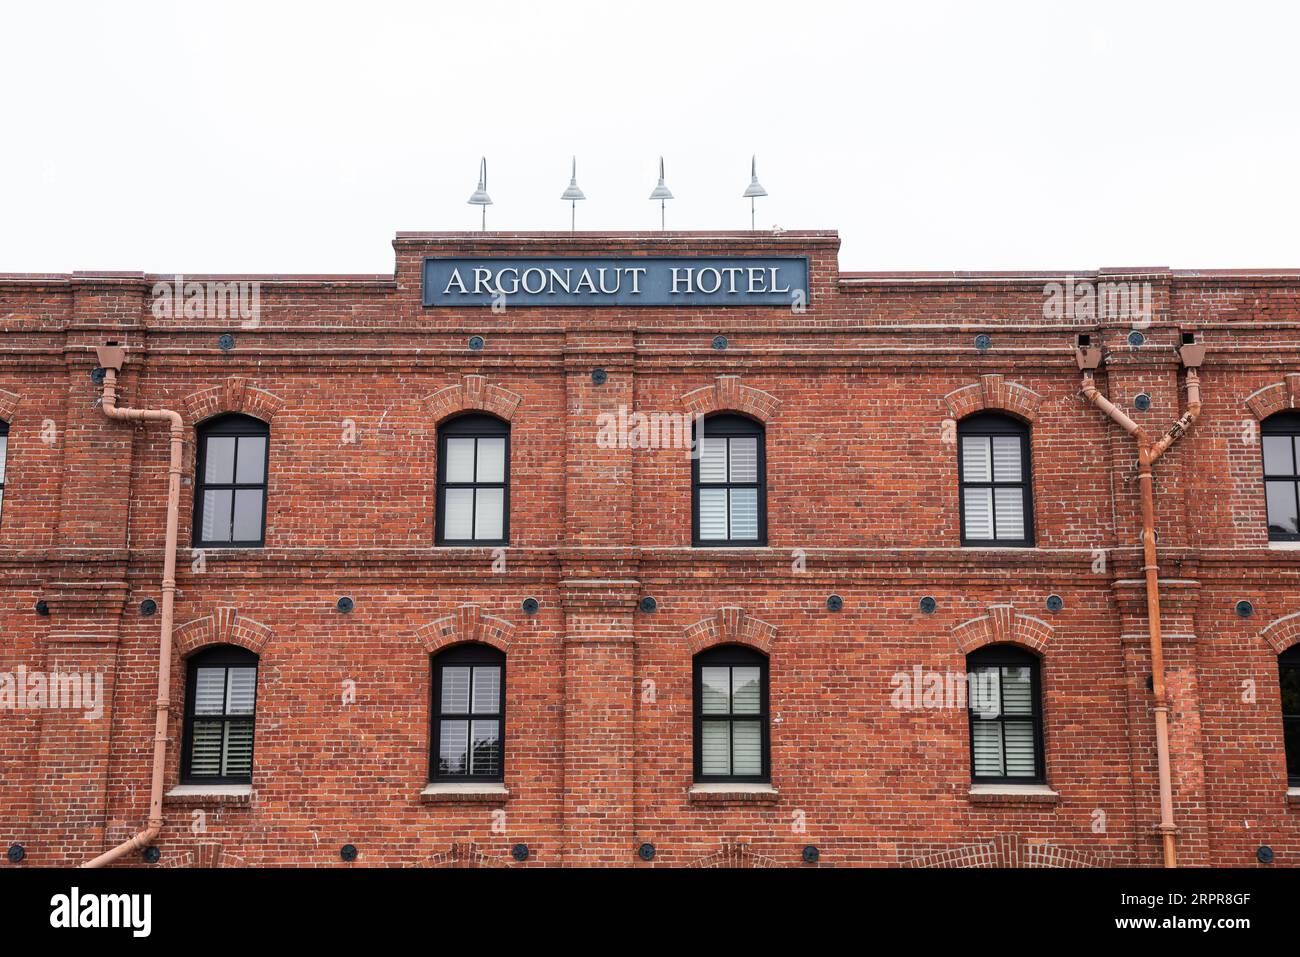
964;488;994;540
698;489;728;540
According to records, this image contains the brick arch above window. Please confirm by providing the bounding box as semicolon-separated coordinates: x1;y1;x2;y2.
0;388;22;423
424;375;522;423
943;374;1042;424
681;376;780;423
951;603;1054;655
903;834;1102;868
1260;610;1300;654
416;603;516;655
174;607;274;658
160;842;248;868
1246;374;1300;420
685;607;778;655
182;377;285;425
408;842;497;868
689;842;777;868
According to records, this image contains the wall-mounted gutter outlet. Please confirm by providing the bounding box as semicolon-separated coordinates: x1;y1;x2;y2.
95;343;126;371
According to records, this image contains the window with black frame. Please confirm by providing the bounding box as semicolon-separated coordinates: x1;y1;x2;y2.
693;645;769;783
431;644;505;781
193;413;269;547
1280;645;1300;787
1262;411;1300;541
0;419;8;525
437;413;509;545
958;412;1034;547
692;413;766;546
181;645;258;784
966;644;1045;784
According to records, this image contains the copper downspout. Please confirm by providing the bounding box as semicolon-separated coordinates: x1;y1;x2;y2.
1076;341;1203;868
82;346;185;868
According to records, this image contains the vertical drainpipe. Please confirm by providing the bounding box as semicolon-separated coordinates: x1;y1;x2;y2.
1075;338;1204;868
82;343;185;868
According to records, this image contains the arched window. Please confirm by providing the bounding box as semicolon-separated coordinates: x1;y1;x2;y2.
193;413;269;547
966;644;1045;784
431;644;505;781
692;413;766;546
1280;645;1300;786
1262;411;1300;541
958;412;1034;547
0;419;8;525
181;645;258;784
437;413;509;545
693;645;770;783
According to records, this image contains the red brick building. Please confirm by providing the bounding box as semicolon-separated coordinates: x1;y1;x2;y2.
1;230;1298;868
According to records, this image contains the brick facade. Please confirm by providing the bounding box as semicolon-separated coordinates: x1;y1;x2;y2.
1;231;1298;868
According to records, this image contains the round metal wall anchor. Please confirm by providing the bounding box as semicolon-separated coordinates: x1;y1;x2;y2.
711;335;729;351
639;596;657;614
35;600;49;617
637;842;656;862
217;334;236;352
826;595;843;612
591;368;608;385
468;335;486;351
140;598;158;617
974;334;992;352
90;367;107;384
1236;600;1255;619
6;844;25;864
521;597;539;615
1046;594;1064;613
336;596;355;614
340;844;358;862
1134;393;1152;412
142;846;161;864
511;843;529;862
1257;845;1274;864
802;845;820;864
919;596;937;614
1128;330;1146;347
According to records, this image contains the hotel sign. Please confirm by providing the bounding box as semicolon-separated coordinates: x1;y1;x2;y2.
422;256;808;307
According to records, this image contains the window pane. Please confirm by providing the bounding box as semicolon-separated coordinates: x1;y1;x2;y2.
193;668;227;716
700;667;730;714
222;721;255;777
701;721;730;775
235;436;266;484
201;489;233;542
225;668;257;715
204;436;236;483
698;488;728;540
961;436;991;482
1002;722;1037;777
471;666;500;714
475;437;506;483
438;720;469;775
993;487;1025;540
729;488;759;540
968;666;1000;718
443;488;474;540
1266;481;1300;535
232;489;264;541
0;434;7;483
732;720;762;776
728;437;758;483
1264;435;1295;475
1285;720;1300;778
1000;666;1033;715
440;666;471;713
1280;665;1300;716
963;487;994;540
698;437;728;484
444;438;476;483
991;435;1022;482
473;488;504;540
731;667;762;714
971;721;1004;777
189;721;224;776
469;720;501;776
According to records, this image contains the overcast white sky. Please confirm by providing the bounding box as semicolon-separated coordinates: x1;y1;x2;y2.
1;1;1296;274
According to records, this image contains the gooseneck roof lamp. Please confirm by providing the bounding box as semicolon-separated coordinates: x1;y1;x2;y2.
743;154;768;231
648;156;673;230
467;157;493;231
560;156;586;232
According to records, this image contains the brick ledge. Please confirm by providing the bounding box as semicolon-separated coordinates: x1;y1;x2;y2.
967;784;1060;807
163;784;253;808
688;783;779;806
420;782;510;805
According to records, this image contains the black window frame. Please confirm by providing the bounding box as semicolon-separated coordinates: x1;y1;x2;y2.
1262;411;1300;542
0;418;8;526
691;412;768;548
957;411;1035;548
192;412;270;548
436;413;510;547
180;644;259;785
966;644;1046;785
692;644;771;784
430;643;507;783
1281;645;1300;787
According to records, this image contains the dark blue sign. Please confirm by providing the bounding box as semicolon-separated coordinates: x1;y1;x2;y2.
422;256;808;307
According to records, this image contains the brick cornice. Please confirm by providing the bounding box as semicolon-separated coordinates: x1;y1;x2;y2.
685;607;778;655
681;376;780;422
951;603;1053;654
0;388;22;423
182;377;285;425
423;374;521;423
942;374;1042;423
1260;610;1300;654
416;603;516;654
1245;374;1300;420
175;607;274;657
